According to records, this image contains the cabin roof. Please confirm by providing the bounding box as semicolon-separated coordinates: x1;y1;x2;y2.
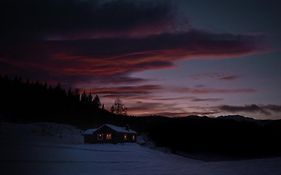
83;128;98;135
84;124;136;135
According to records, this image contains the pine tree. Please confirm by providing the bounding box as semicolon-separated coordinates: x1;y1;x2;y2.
80;91;88;104
93;95;101;108
111;97;127;115
88;93;93;103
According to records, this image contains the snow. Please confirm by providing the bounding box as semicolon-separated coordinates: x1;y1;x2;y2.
103;124;136;134
1;122;281;175
84;124;136;135
83;128;98;135
0;122;83;144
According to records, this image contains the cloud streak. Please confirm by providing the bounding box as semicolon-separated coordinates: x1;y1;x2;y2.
174;87;256;94
217;104;281;115
153;96;223;102
80;85;162;96
189;72;241;81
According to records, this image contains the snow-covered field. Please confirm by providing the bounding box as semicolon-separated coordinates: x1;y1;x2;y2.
0;122;83;144
1;122;281;175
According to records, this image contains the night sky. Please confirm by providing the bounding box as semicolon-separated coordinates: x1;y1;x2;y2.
1;0;281;119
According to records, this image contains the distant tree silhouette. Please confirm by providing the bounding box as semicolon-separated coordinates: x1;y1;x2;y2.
111;97;127;115
93;95;101;108
0;75;110;125
80;91;88;104
88;93;93;103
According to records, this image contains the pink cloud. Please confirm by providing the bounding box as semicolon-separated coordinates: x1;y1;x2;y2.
0;30;269;87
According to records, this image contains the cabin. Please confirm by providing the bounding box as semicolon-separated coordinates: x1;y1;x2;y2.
83;124;137;144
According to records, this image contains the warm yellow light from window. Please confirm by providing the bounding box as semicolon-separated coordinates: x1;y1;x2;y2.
106;133;112;140
124;134;127;140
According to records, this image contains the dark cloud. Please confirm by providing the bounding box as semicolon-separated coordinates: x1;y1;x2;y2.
152;111;219;117
264;105;281;112
218;104;281;115
191;97;223;102
219;75;239;81
189;72;240;81
0;0;174;40
153;96;223;102
80;85;162;96
175;87;256;94
102;94;155;100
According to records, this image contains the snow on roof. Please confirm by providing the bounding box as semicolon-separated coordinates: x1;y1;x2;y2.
84;124;136;135
104;124;137;134
83;128;98;135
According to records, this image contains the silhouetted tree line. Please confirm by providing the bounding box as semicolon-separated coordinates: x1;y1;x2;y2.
0;75;111;126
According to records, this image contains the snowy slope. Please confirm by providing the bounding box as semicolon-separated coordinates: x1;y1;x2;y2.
1;143;281;175
0;122;281;175
0;122;83;144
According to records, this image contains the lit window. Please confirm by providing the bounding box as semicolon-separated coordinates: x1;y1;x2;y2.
132;135;135;140
97;134;103;140
106;133;112;140
124;134;127;140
